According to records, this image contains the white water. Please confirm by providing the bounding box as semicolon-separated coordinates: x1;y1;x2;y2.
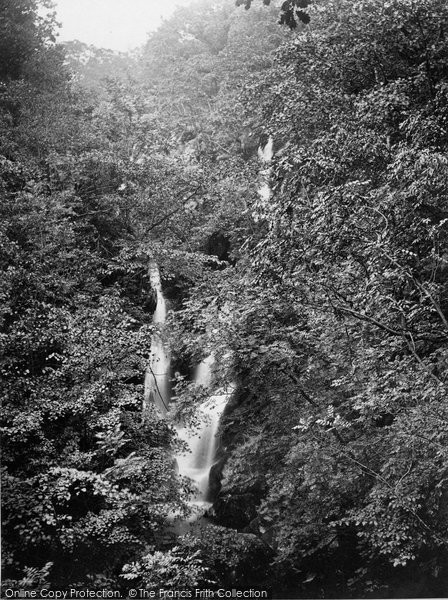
144;263;229;516
258;136;274;202
175;356;229;515
258;135;274;163
144;262;170;418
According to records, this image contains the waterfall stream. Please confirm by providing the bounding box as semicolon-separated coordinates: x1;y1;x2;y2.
175;356;229;515
144;262;171;417
145;263;228;516
145;138;272;516
258;136;274;201
145;138;272;515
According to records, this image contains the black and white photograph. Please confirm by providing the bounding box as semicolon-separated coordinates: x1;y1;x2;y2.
1;0;448;598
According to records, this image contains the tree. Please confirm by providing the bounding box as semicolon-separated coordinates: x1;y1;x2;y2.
236;0;311;28
0;3;191;588
0;0;65;84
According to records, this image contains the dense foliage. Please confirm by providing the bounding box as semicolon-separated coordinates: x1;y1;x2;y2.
199;0;448;596
1;0;448;597
0;0;188;588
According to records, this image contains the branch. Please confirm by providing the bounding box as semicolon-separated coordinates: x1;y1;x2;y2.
414;280;448;334
146;364;169;413
403;331;445;387
382;250;448;334
338;449;447;546
279;367;319;407
145;188;202;232
334;305;404;337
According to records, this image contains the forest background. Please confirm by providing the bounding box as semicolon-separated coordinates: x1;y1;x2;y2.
1;0;448;597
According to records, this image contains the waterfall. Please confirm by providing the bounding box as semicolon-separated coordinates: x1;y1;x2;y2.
144;262;170;417
145;262;230;517
258;135;274;163
258;136;274;202
144;139;274;522
175;356;229;515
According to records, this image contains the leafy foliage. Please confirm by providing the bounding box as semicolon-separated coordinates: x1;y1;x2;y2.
121;546;211;589
170;0;448;595
0;2;190;589
3;0;448;596
236;0;311;28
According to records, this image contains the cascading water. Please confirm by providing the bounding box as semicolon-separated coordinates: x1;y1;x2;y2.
144;262;170;418
175;356;230;516
258;136;274;201
145;137;273;523
145;263;229;515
